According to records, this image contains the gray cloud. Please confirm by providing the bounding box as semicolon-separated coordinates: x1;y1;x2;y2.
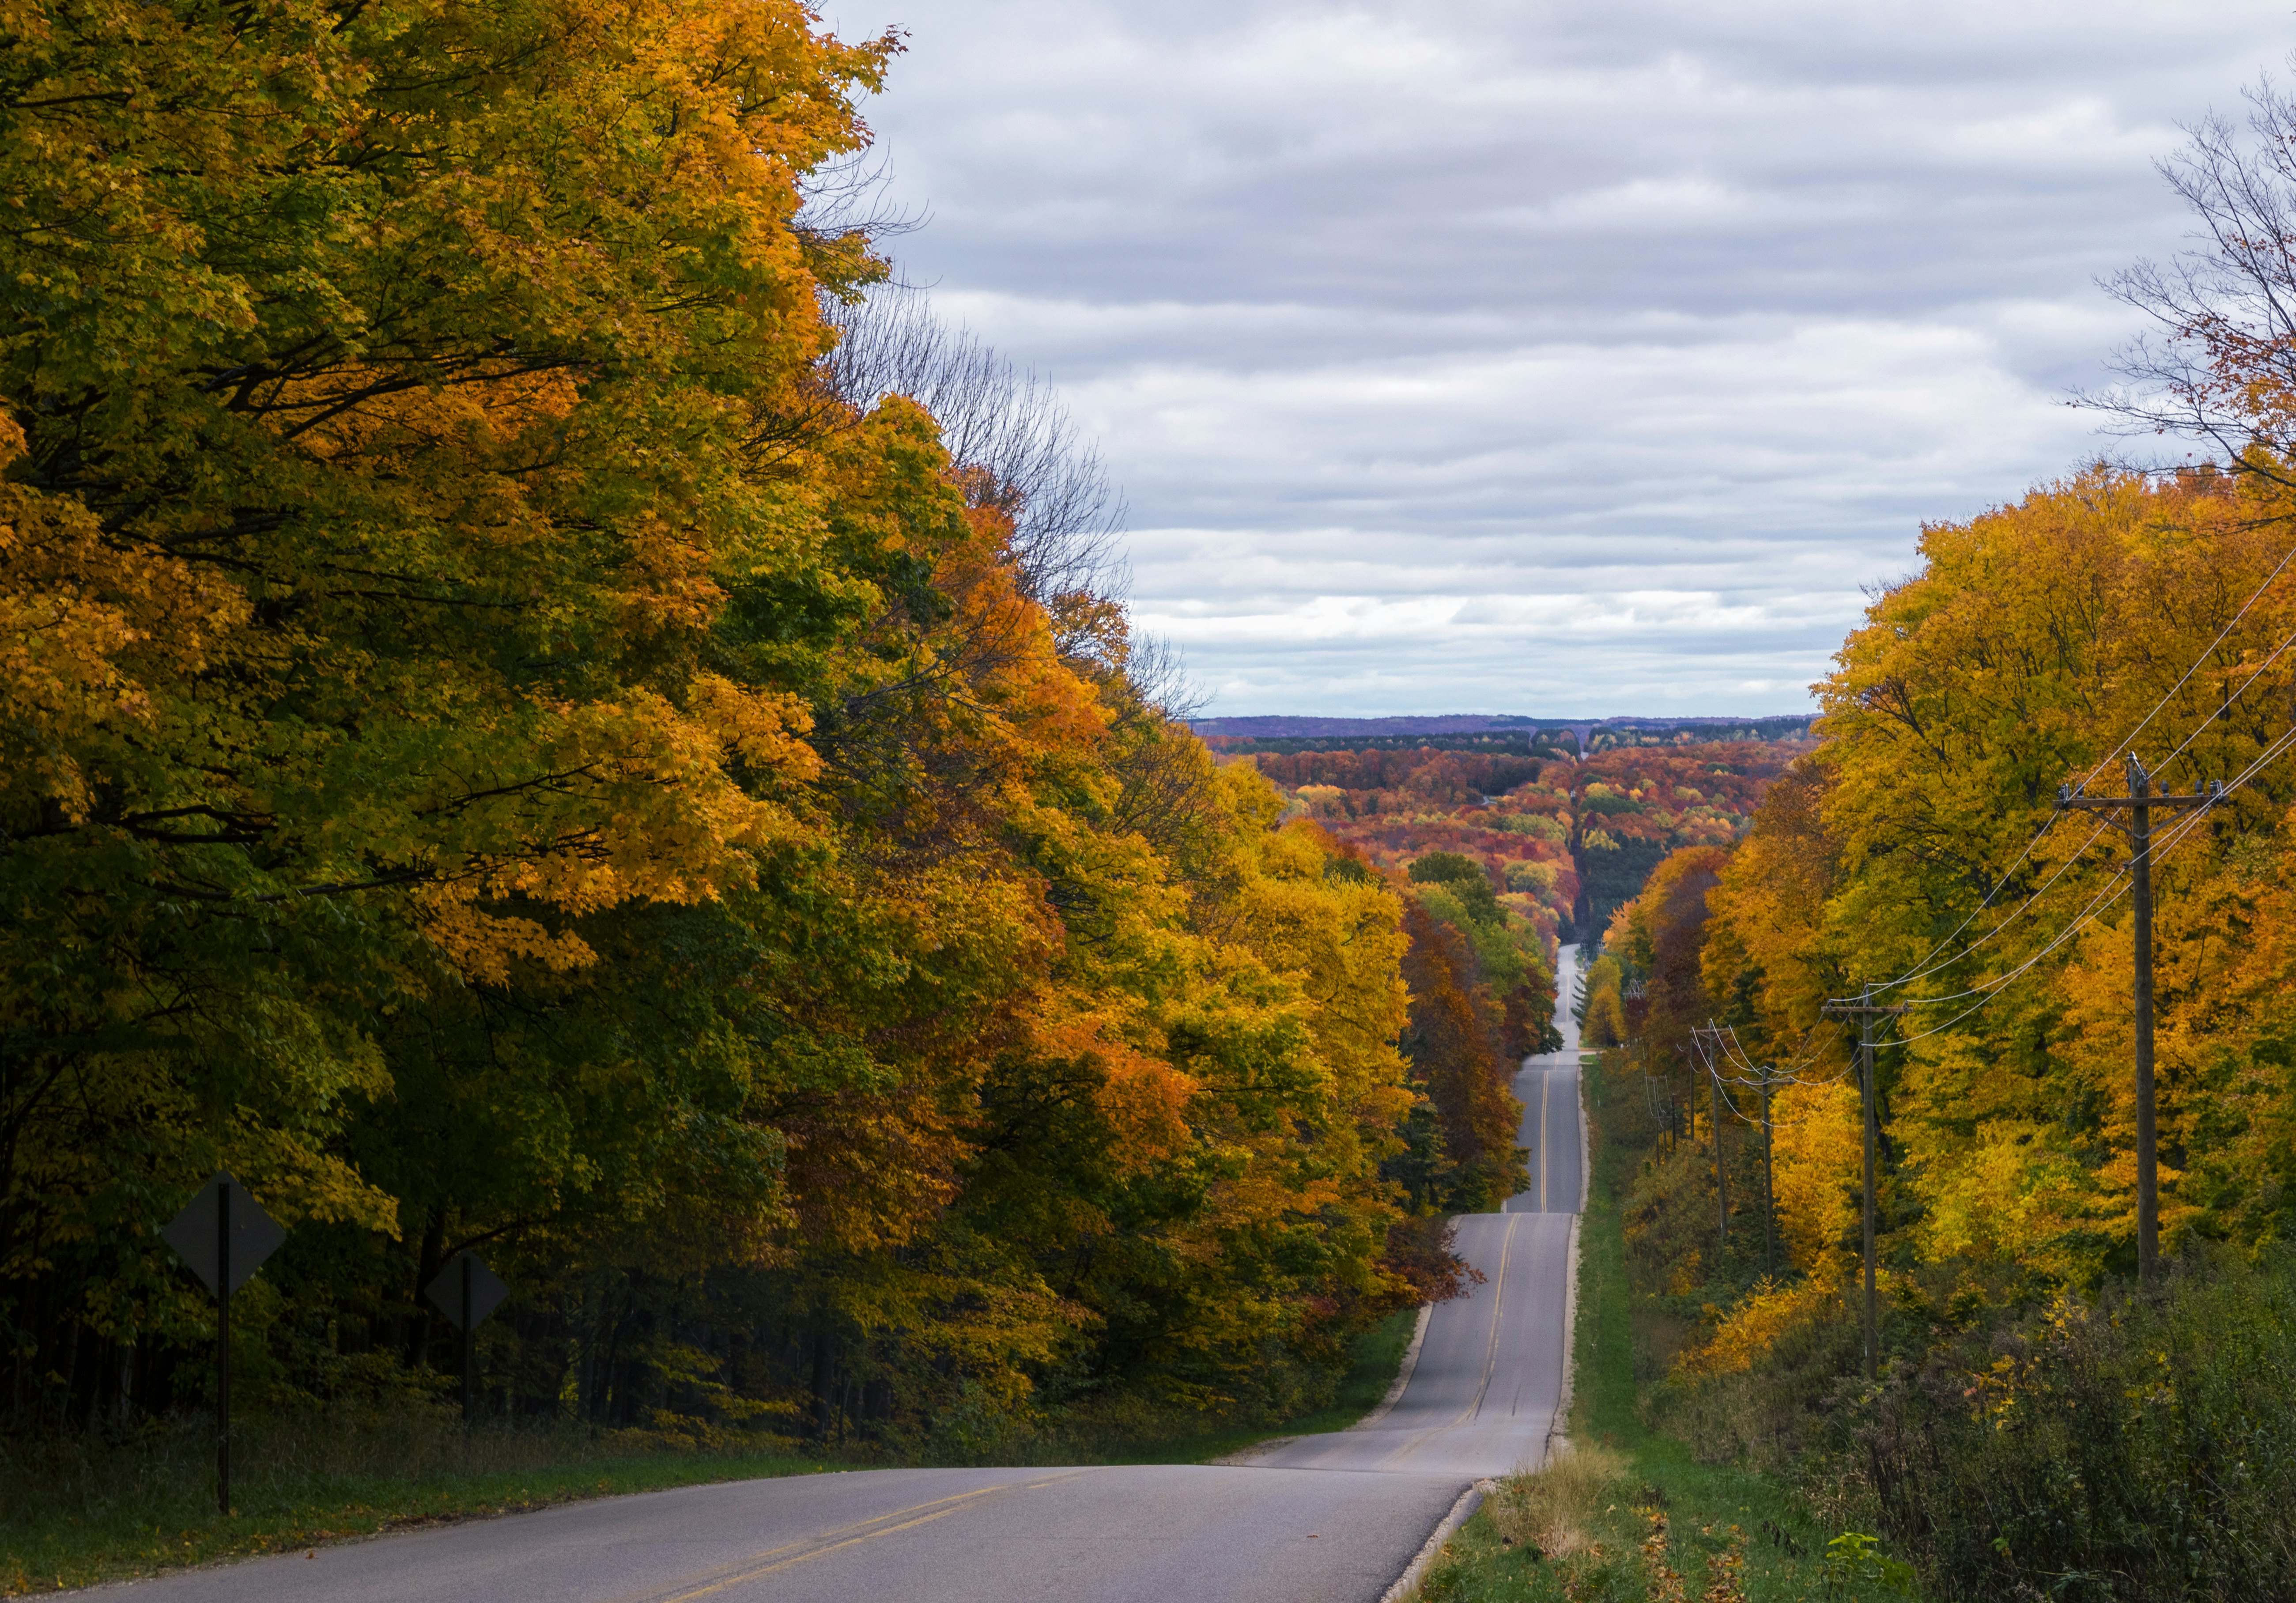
844;0;2293;714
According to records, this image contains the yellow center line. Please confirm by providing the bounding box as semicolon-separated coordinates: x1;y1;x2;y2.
1539;1070;1552;1213
602;1484;1026;1603
1382;1211;1525;1467
1456;1214;1518;1427
655;1505;977;1602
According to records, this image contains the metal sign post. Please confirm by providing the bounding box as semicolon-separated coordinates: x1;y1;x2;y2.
423;1251;510;1423
161;1172;286;1516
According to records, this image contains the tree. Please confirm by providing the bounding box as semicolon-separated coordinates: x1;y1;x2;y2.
2095;77;2296;484
0;0;1435;1446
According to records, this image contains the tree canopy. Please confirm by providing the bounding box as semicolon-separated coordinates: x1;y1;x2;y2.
0;0;1469;1447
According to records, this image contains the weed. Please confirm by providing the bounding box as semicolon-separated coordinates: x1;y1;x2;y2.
1486;1443;1631;1559
1820;1533;1913;1599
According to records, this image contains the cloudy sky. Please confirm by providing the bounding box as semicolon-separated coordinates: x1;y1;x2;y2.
839;1;2295;717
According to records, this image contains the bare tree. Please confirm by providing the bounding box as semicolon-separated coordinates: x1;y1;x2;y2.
2090;75;2296;488
793;148;927;256
794;150;1197;720
823;285;1132;609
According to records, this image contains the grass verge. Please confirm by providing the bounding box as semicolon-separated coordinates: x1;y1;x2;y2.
1109;1306;1420;1465
1408;1055;1918;1602
0;1418;827;1597
0;1310;1420;1595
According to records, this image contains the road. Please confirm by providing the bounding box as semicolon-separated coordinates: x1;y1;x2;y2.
92;948;1589;1603
1245;941;1584;1481
92;1466;1472;1603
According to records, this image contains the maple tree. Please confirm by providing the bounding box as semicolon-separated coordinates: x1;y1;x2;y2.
1584;93;2296;1603
0;0;1461;1448
1592;470;2296;1379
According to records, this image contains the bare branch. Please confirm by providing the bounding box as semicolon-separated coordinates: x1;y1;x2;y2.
2085;74;2296;487
822;285;1131;607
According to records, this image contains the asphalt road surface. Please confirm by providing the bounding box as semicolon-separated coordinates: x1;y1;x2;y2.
1246;941;1584;1481
94;950;1590;1603
91;1466;1472;1603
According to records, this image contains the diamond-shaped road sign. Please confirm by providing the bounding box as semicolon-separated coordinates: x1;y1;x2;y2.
161;1172;285;1297
160;1171;287;1517
424;1251;510;1330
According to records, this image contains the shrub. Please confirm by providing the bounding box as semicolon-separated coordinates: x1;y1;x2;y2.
1819;1252;2296;1601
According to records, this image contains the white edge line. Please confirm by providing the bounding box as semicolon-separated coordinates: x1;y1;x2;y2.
1545;1055;1590;1464
1546;1213;1582;1465
1357;1302;1433;1429
1578;1052;1591;1214
1379;1478;1492;1603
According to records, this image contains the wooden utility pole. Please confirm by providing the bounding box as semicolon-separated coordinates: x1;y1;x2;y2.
1695;1024;1786;1279
2058;757;2222;1283
1823;988;1907;1380
1757;1070;1775;1278
1711;1033;1784;1280
1708;1059;1729;1256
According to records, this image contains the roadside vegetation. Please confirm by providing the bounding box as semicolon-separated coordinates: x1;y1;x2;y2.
1409;1052;1896;1603
0;1310;1418;1594
1537;95;2296;1594
0;0;1530;1568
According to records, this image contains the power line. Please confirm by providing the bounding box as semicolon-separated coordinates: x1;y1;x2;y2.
1883;723;2296;1047
1867;540;2296;996
1868;665;2296;1012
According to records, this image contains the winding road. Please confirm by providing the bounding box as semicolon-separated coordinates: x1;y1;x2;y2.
93;949;1590;1603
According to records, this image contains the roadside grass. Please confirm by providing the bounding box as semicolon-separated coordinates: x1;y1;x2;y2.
1101;1306;1419;1466
0;1310;1419;1595
0;1413;829;1596
1408;1054;1919;1603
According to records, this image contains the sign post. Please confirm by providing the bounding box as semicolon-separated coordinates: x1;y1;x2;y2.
161;1172;286;1516
423;1251;510;1424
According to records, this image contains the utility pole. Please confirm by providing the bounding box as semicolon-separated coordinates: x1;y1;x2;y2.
2058;757;2222;1283
1823;988;1907;1381
1704;1056;1729;1260
1757;1069;1775;1279
1701;1026;1785;1281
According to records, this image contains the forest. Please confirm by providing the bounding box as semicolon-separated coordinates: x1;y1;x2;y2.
0;0;1538;1466
1577;113;2296;1593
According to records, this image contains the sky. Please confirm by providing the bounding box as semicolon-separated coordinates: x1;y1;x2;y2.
836;1;2296;717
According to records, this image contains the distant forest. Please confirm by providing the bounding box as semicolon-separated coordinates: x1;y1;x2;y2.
1202;717;1813;759
1239;739;1808;951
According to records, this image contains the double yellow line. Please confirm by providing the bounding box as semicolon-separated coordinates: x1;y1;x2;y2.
1456;1214;1519;1427
1540;1069;1552;1212
611;1475;1084;1603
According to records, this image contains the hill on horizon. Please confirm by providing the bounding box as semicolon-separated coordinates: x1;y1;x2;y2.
1190;713;1814;737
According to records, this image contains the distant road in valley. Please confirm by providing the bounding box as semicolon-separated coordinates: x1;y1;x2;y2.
93;954;1590;1603
1242;942;1584;1482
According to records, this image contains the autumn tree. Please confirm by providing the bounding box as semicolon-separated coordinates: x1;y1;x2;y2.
0;0;1446;1449
1394;905;1525;1214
